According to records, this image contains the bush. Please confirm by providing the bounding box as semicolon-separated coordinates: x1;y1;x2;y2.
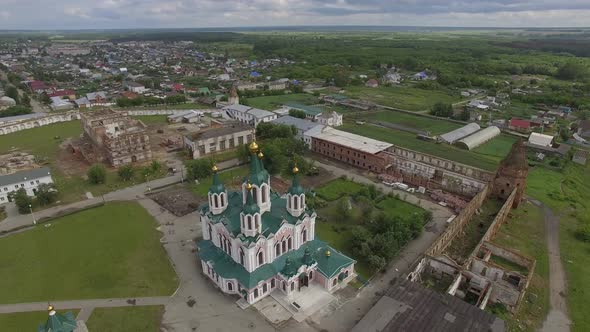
36;183;58;206
87;164;107;184
575;223;590;243
11;188;32;214
118;165;135;181
185;158;213;181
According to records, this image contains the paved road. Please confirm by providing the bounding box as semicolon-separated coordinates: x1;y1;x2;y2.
533;200;571;332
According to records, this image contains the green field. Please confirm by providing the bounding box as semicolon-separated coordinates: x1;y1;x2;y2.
0;202;177;304
131;115;169;125
493;203;550;331
526;163;590;332
244;93;318;110
0;310;79;332
340;123;513;171
375;197;427;220
343;85;461;112
86;306;163;332
359;110;461;135
314;178;364;201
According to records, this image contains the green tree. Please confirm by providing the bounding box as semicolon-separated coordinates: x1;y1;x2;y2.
185;158;213;181
118;165;135;181
5;85;19;104
11;188;33;214
556;62;587;81
39;93;51;105
36;183;58;206
21;93;31;107
430;102;454;117
87;164;107;184
289;109;307;119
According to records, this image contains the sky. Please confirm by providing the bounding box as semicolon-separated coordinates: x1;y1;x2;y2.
0;0;589;30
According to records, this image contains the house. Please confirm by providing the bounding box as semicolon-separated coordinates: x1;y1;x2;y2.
250;71;261;78
365;79;379;88
558;106;572;114
528;132;554;148
382;72;401;84
572;150;588;165
86;92;109;107
125;81;147;94
197;142;356;305
75;97;91;109
317;111;343;127
48;89;76;101
509;118;532;133
184;124;254;159
0;167;54;204
28;80;50;94
120;91;139;100
50;97;74;111
268;81;287;91
223;104;277;127
237;82;258;91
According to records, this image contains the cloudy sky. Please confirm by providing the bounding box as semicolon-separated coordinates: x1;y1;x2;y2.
0;0;589;30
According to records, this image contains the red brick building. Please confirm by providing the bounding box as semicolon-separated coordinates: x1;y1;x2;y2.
307;127;392;173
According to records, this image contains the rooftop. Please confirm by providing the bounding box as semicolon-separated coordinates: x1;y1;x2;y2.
272;116;321;133
0;167;51;187
440;123;481;144
307;126;392;154
352;279;505;332
187;124;252;141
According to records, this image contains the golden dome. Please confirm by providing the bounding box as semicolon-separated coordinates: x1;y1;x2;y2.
325;250;331;257
257;151;264;159
293;166;299;174
246;182;253;190
211;164;219;173
48;304;54;312
248;141;259;153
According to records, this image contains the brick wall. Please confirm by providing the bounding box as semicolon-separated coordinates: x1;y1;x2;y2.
311;138;387;173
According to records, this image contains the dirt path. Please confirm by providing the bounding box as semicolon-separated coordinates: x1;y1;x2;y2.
533;200;571;332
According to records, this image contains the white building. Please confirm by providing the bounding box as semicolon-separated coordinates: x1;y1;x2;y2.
0;167;54;204
317;111;343;127
237;82;259;91
126;82;147;94
184;124;255;159
223;104;277;127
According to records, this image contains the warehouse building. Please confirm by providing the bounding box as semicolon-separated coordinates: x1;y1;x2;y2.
440;123;481;144
455;126;501;150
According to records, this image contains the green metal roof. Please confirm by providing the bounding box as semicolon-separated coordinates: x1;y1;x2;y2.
288;173;305;195
37;311;77;332
197;239;354;289
248;154;269;186
209;172;226;194
243;190;260;215
285;102;323;116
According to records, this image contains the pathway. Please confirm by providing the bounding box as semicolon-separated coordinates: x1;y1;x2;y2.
534;201;571;332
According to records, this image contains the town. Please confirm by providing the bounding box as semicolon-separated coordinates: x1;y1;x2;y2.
0;26;589;332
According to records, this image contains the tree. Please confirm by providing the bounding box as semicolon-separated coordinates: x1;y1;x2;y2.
185;158;213;181
5;85;19;104
118;165;135;181
36;183;58;206
559;126;570;141
336;196;351;221
430;102;454;118
11;188;32;214
87;164;107;184
256;122;296;139
289;109;307;119
368;255;386;271
556;62;587;81
21;93;31;107
39;93;51;105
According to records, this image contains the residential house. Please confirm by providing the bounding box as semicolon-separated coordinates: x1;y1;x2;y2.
237;82;258;91
86;92;109;107
125;81;147;94
317;111;343;127
509;118;533;133
28;80;50;94
48;89;76;101
268;81;287;91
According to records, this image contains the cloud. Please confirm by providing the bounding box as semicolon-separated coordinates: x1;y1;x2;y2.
1;0;590;29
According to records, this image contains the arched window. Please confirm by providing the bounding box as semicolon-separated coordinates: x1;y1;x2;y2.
255;216;259;230
263;283;268;293
254;288;259;298
293;196;299;210
247;216;252;230
271;279;276;288
309;271;313;280
227;242;232;255
287;196;291;209
227;282;233;291
220;193;225;206
282;281;286;291
332;279;337;286
209;195;213;207
302;229;307;243
275;243;281;256
301;195;305;207
252;187;258;204
282;240;287;253
258;251;264;265
208;224;212;240
214;194;219;208
261;185;267;203
288;237;292;250
239;248;245;265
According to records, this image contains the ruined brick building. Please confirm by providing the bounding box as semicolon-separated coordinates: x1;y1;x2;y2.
492;139;528;208
78;109;152;167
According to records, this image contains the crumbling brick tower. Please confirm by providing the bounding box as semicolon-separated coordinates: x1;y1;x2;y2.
492;139;528;208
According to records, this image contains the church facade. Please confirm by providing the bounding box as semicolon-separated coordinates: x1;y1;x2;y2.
197;142;356;305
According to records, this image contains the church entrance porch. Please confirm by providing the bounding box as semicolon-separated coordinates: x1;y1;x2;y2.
267;283;336;322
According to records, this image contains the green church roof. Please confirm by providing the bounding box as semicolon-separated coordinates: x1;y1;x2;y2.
38;309;77;332
288;172;305;195
243;189;260;215
209;171;226;194
197;239;354;289
248;153;269;186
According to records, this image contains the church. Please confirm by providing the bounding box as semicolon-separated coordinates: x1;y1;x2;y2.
197;141;356;305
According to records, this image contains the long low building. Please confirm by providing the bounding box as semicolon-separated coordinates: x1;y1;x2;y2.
440;123;481;144
455;126;501;150
0;167;54;204
184;124;255;159
222;104;277;127
306;126;392;173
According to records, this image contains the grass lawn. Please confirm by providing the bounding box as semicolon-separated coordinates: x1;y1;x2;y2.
340;123;510;171
526;163;590;332
0;202;177;304
244;93;318;110
189;166;249;196
492;202;549;331
314;178;364;201
131;115;169;125
208;149;239;163
0;310;79;332
376;197;427;220
342;85;460;112
360;110;461;135
86;306;163;332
